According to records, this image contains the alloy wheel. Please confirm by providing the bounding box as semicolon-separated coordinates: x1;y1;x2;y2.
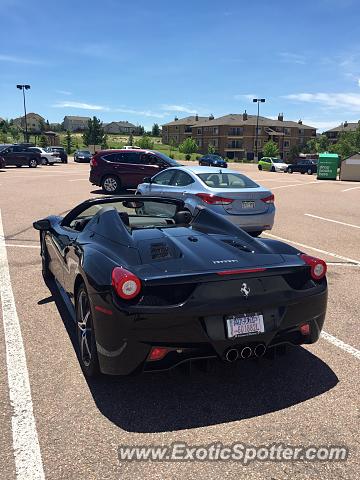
103;176;118;192
77;291;92;367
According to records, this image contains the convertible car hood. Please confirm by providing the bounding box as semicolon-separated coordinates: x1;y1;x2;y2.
133;227;285;275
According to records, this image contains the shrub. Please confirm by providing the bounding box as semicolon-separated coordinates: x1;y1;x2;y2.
185;154;191;160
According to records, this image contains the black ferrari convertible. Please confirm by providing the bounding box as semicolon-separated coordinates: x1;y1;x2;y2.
34;196;328;377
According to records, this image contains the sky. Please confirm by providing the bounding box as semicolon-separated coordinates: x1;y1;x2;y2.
1;0;360;131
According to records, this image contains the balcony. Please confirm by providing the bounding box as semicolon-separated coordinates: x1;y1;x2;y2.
227;129;243;136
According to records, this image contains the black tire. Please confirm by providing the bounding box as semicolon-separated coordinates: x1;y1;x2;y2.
258;165;262;170
41;157;49;166
301;171;305;174
307;169;313;175
62;159;68;164
29;158;38;168
75;284;100;377
249;230;263;237
16;165;22;168
41;237;53;281
271;166;275;172
102;175;121;193
288;167;293;173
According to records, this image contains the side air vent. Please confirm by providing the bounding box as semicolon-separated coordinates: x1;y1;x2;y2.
222;239;254;253
150;243;171;260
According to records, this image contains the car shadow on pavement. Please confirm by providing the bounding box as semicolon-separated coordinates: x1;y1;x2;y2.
43;279;339;434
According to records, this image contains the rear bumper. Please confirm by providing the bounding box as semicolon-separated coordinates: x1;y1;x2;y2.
91;283;327;375
89;170;101;186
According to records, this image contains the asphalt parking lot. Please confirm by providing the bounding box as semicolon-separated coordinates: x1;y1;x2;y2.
0;160;359;480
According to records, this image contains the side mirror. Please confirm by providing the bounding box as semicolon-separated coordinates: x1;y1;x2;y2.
33;219;51;231
143;177;152;184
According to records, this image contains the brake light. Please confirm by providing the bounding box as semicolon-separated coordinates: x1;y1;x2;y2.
111;267;141;299
261;194;274;204
148;347;170;361
90;157;97;167
300;254;327;280
300;323;310;336
217;267;266;276
196;193;234;205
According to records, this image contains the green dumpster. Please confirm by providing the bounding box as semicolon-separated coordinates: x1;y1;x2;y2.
317;153;339;180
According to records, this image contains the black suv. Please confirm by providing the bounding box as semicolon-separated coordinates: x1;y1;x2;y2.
287;159;317;175
46;146;68;163
0;144;41;168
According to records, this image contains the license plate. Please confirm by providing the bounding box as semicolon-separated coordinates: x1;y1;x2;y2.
242;201;255;208
226;312;264;338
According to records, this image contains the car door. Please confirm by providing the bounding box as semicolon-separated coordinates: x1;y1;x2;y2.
3;146;18;166
145;169;177;196
162;170;195;199
15;145;28;165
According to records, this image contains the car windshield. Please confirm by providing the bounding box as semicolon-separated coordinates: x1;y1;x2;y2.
78;150;91;155
271;158;283;163
149;151;180;166
208;155;223;161
67;199;180;231
197;172;259;189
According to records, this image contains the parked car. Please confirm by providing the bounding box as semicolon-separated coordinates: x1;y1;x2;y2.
0;144;41;168
287;159;317;175
46;146;68;163
34;195;328;377
0;154;5;169
89;149;180;193
28;147;60;165
137;166;275;236
258;157;288;172
198;154;227;168
74;150;92;163
123;145;141;150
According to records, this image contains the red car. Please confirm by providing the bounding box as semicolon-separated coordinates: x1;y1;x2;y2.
89;149;180;193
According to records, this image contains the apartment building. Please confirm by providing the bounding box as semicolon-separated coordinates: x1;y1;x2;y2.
103;121;137;134
191;112;316;160
63;116;91;132
13;112;45;132
324;121;360;144
162;115;211;145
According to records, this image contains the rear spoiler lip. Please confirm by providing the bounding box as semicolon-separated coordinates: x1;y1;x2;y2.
141;263;308;286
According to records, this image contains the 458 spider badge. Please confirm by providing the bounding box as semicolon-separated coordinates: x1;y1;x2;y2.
240;282;250;298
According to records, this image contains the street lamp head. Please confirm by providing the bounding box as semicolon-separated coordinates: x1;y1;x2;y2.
260;99;265;103
16;84;22;89
24;85;31;90
253;98;257;103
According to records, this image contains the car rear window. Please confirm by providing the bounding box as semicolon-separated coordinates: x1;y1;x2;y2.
197;172;259;189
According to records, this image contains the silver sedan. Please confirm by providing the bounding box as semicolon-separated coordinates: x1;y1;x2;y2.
136;166;275;236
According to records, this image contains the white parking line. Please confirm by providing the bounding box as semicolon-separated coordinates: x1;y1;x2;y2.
0;210;45;479
68;178;88;182
305;213;360;230
5;244;40;249
342;185;360;192
263;232;360;265
271;181;318;190
321;331;360;360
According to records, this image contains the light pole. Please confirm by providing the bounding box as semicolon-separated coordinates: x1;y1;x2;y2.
16;84;31;142
253;98;265;161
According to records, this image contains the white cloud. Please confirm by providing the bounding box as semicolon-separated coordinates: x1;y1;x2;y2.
283;92;360;112
0;54;42;65
279;52;306;65
52;101;109;111
234;94;257;101
115;108;168;118
161;104;197;114
358;79;360;87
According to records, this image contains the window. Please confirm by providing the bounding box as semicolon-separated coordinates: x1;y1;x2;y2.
204;127;208;132
228;127;243;136
197;128;202;134
284;140;290;148
213;127;219;135
102;153;123;163
171;171;194;187
227;140;242;148
196;138;202;147
210;138;219;147
197;172;258;189
152;169;176;185
284;128;291;135
140;153;160;166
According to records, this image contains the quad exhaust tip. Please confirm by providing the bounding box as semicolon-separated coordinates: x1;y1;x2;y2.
240;346;252;359
225;348;239;363
225;344;266;362
254;344;266;358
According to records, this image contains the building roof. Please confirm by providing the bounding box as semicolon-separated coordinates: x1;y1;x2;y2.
325;122;360;133
105;121;137;128
162;116;210;126
64;116;91;121
192;114;315;129
14;112;44;121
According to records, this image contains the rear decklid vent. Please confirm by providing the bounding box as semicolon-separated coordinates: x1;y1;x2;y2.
150;243;171;260
221;239;254;253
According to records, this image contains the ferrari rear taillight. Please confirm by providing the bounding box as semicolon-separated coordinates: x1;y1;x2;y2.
196;193;234;205
261;194;274;204
300;323;311;336
300;254;327;281
90;157;97;167
112;267;141;299
148;347;170;361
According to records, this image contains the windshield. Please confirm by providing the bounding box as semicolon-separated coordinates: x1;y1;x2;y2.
197;172;259;189
272;158;283;163
78;150;91;155
208;155;223;161
150;151;180;167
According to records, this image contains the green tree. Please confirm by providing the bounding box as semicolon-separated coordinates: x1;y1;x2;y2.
39;135;48;148
318;134;329;152
82;116;106;146
38;119;46;134
128;133;133;146
136;135;154;149
262;140;279;158
178;137;198;157
288;145;300;162
0;132;8;143
151;123;160;137
207;144;216;154
62;130;74;154
9;125;21;142
137;125;145;135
